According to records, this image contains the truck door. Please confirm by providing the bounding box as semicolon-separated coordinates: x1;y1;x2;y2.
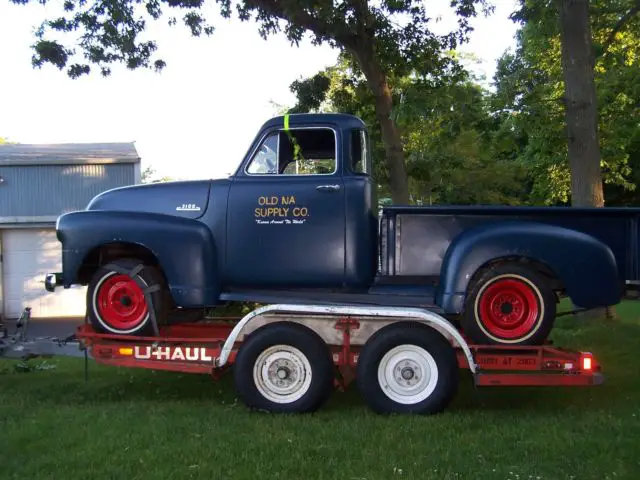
226;126;346;288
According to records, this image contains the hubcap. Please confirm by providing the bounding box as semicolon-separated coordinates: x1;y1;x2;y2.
94;273;149;332
378;344;438;405
400;366;415;381
477;276;541;341
253;345;312;404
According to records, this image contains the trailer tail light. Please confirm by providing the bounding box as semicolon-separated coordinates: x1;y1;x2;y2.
119;347;133;356
581;353;593;371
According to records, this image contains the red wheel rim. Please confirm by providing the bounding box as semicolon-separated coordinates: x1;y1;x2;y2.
96;274;148;330
477;277;540;340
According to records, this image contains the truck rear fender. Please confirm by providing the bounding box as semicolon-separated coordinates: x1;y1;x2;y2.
437;221;621;313
58;210;220;307
216;304;477;374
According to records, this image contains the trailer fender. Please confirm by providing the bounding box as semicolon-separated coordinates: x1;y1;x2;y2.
216;304;477;374
56;210;220;307
437;221;621;313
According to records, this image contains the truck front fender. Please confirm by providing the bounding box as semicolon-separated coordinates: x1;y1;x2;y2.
437;221;621;313
56;210;219;307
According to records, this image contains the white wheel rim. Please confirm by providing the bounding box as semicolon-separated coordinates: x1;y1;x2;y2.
377;344;439;405
253;345;313;404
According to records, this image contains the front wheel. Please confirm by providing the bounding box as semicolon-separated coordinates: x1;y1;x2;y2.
233;322;334;413
356;323;459;415
461;263;557;346
87;258;168;336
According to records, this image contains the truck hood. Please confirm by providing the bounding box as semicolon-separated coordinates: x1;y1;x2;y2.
86;179;228;220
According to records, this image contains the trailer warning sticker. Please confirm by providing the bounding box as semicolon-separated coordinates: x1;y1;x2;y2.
254;195;309;225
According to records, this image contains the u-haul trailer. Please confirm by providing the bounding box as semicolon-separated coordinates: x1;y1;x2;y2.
3;303;603;415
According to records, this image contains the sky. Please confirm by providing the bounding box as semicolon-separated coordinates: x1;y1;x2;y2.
0;0;520;181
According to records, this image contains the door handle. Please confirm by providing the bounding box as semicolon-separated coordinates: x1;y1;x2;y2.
316;184;341;192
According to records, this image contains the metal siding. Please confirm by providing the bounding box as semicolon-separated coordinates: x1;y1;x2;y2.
0;142;139;165
0;164;136;217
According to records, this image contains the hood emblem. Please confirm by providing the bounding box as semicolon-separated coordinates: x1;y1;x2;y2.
176;203;201;212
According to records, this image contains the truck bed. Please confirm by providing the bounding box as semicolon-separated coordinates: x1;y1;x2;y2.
379;205;640;283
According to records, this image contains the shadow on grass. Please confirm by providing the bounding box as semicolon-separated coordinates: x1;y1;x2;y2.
4;359;632;420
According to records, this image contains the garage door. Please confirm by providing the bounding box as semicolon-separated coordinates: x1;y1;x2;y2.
1;229;86;318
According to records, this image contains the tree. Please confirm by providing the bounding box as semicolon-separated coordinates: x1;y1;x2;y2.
141;165;173;183
12;0;492;204
557;0;604;207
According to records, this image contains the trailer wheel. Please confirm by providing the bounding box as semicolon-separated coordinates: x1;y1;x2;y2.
87;258;167;335
462;263;556;346
233;322;334;413
356;323;458;415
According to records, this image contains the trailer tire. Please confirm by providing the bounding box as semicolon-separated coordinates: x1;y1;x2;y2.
356;323;458;415
87;258;167;336
462;263;556;346
233;322;334;413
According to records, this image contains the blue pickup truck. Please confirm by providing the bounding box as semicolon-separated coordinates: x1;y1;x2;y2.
45;113;640;347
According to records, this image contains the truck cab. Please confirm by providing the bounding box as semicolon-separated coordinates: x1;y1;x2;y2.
224;113;378;290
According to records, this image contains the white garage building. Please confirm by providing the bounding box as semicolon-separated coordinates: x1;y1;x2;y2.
0;143;141;319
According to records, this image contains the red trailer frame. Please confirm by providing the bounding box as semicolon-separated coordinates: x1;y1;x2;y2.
74;315;603;389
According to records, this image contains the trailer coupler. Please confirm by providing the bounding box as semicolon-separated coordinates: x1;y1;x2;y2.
0;307;86;360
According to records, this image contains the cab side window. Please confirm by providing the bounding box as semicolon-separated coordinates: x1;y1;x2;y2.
245;127;336;175
246;132;279;174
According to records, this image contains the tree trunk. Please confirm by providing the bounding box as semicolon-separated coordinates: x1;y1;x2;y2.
558;0;616;320
558;0;604;208
349;46;410;205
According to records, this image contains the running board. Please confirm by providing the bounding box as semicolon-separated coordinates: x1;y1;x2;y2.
219;290;441;310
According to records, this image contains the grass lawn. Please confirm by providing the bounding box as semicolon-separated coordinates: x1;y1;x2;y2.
2;303;640;479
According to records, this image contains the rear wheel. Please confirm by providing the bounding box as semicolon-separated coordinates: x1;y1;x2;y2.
87;258;167;335
356;323;458;415
461;263;556;346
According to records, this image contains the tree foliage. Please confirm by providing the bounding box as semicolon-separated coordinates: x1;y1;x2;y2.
289;54;527;206
492;0;640;206
13;0;489;79
141;165;173;183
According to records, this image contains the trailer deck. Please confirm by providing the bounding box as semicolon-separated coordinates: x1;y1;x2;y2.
71;321;603;387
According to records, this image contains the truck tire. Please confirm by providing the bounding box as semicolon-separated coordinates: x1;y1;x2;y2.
356;323;458;415
233;322;334;413
87;258;168;336
461;263;556;346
